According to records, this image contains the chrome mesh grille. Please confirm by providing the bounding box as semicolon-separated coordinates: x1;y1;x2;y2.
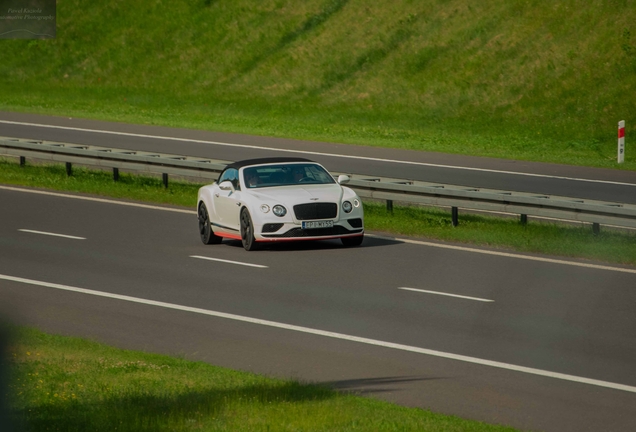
293;203;337;220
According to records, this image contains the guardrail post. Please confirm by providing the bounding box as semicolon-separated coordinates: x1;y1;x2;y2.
19;156;25;166
520;214;528;225
387;200;393;214
593;223;600;235
162;173;169;188
451;207;459;226
113;168;119;181
65;162;72;176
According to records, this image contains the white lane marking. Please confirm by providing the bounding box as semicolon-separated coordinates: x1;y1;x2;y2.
398;287;494;302
3;185;635;275
2;119;635;187
0;185;195;214
190;255;268;269
367;234;636;275
19;229;85;240
1;273;635;394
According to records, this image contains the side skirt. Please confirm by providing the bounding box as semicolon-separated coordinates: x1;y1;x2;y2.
211;223;241;240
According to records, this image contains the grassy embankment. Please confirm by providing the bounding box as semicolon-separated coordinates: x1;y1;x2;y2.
2;158;635;266
1;0;635;170
3;327;517;432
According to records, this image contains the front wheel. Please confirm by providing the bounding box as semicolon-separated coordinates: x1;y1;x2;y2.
240;209;259;251
198;203;222;245
341;234;363;247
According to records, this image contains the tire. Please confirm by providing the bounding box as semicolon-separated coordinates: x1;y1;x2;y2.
341;234;363;247
198;203;222;245
240;209;259;251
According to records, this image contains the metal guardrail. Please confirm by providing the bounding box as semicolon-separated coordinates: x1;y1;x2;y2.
2;136;636;231
0;136;228;184
344;176;636;230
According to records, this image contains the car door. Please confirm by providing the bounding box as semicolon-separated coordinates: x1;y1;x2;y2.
213;168;242;233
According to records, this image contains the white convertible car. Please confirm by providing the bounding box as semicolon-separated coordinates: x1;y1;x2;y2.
197;157;364;250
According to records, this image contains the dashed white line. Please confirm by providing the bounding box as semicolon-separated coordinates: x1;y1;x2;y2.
1;272;635;394
19;229;86;240
2;119;636;187
190;255;268;269
398;287;494;302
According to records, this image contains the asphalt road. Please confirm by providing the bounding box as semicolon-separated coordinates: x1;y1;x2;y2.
1;186;635;432
1;111;636;204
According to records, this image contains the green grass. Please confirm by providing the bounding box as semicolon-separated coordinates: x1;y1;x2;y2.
365;203;636;265
2;157;635;266
6;326;518;432
1;0;635;170
0;158;199;208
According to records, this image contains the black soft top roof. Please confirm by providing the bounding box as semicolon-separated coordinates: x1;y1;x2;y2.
225;157;314;170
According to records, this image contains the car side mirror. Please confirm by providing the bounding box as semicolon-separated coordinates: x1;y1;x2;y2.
337;175;350;184
219;180;234;191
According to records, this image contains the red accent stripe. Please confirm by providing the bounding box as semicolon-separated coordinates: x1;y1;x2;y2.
217;232;242;240
619;128;625;139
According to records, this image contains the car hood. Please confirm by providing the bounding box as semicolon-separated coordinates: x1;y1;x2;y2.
248;184;343;205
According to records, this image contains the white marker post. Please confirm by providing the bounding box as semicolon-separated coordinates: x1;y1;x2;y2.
618;120;625;163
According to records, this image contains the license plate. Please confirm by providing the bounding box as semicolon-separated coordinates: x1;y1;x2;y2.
302;220;333;229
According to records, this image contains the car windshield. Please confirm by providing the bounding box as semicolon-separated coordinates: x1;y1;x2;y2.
243;163;335;189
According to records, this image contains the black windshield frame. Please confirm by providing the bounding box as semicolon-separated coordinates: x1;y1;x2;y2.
242;163;336;189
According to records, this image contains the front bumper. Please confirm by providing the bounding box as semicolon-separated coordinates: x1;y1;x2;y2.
256;218;363;241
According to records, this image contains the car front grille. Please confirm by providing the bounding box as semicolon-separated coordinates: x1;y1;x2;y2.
293;203;338;220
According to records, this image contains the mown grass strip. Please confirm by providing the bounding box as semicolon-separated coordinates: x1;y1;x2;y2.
4;326;517;432
1;157;635;266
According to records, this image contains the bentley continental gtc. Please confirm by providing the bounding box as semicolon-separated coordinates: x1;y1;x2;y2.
197;158;364;250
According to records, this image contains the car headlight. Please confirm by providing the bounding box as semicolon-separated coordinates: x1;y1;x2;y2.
273;205;287;217
343;201;353;213
353;199;360;208
260;204;270;213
